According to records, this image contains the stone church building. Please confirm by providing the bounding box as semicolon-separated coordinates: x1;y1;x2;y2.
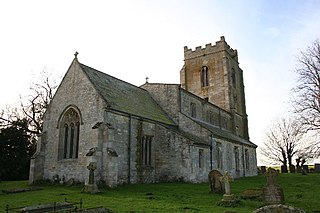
29;36;257;187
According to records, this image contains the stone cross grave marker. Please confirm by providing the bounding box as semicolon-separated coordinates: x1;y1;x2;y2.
83;162;99;194
220;171;235;202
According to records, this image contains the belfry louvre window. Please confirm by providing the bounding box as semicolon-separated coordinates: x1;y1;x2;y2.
142;135;153;166
201;66;209;87
59;108;80;159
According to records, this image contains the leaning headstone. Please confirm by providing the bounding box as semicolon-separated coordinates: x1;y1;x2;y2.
253;204;306;213
262;168;284;205
82;162;99;194
314;164;320;173
208;170;223;193
260;166;267;174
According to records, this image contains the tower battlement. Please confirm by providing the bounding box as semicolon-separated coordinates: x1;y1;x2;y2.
184;36;238;61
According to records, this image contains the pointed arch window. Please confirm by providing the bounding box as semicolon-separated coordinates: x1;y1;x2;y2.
59;108;80;160
201;66;209;87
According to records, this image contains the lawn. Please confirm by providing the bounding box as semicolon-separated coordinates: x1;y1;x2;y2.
0;173;319;212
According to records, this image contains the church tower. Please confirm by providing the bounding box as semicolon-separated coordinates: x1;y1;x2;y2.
180;36;249;140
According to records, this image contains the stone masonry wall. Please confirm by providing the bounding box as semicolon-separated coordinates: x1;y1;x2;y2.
32;59;108;183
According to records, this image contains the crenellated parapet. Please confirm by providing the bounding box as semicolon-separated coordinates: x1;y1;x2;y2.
184;36;238;61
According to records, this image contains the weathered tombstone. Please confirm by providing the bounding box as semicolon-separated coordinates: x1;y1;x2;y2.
281;165;288;173
315;163;320;173
253;204;306;213
302;165;309;174
208;170;223;193
83;162;99;194
296;165;302;173
289;165;296;173
262;168;284;205
260;166;267;174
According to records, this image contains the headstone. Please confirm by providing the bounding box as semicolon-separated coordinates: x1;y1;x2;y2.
262;168;284;204
281;165;288;173
208;170;223;193
260;166;267;174
296;166;302;173
82;162;99;194
315;164;320;173
302;165;309;174
253;204;306;213
220;172;235;201
289;165;296;173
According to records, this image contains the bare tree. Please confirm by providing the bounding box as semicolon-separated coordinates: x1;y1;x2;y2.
260;117;305;172
293;39;320;131
0;70;57;141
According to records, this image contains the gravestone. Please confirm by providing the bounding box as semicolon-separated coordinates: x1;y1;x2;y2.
260;166;266;174
296;166;302;173
217;172;239;207
314;164;320;173
253;204;306;213
302;165;309;174
208;170;223;193
83;162;99;194
289;165;295;173
281;165;288;173
262;168;284;205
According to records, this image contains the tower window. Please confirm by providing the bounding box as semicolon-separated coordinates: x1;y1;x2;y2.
201;66;209;87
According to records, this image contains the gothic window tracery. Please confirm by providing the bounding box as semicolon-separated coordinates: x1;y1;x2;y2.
59;108;80;160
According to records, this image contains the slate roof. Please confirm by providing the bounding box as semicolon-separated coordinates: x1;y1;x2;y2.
192;118;257;148
79;63;175;126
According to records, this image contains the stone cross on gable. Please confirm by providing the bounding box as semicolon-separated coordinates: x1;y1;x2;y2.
145;76;149;83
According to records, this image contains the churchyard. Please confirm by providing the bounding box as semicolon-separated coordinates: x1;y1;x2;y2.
1;173;319;212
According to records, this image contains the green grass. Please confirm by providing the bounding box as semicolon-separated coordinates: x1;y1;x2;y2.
1;173;320;212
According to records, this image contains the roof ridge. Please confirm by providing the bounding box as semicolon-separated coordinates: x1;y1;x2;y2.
79;63;148;92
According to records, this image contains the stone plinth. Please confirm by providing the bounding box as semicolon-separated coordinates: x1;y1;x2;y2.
263;185;284;204
82;184;100;194
222;194;235;201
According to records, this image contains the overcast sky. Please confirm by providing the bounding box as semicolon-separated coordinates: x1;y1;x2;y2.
1;0;320;164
